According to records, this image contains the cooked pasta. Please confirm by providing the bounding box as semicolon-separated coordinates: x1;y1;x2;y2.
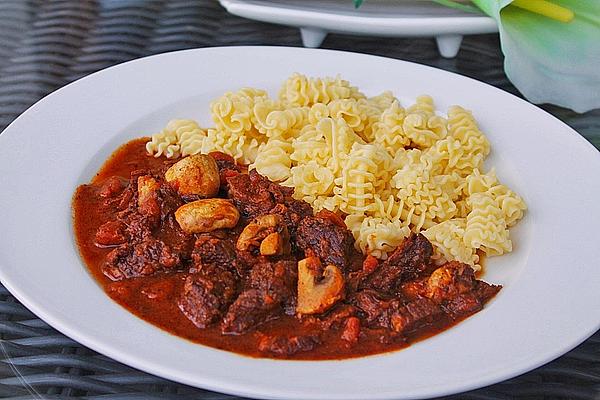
345;215;411;260
145;73;526;269
250;139;293;182
279;73;365;107
372;100;410;154
334;142;395;215
464;192;512;256
423;218;480;270
146;119;205;159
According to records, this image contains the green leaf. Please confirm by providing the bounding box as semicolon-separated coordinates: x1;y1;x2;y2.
472;0;600;112
431;0;482;14
354;0;364;8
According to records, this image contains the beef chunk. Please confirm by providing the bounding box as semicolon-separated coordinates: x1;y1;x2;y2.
123;215;154;242
246;260;297;296
221;288;281;335
296;215;354;269
234;248;264;276
258;334;320;357
209;151;239;172
347;255;380;291
442;292;482;318
109;174;193;258
269;202;313;244
389;298;441;334
402;262;501;319
399;279;428;301
440;279;501;318
114;183;136;212
209;151;240;188
121;173;184;229
426;261;478;302
156;215;195;261
95;220;127;246
190;235;237;273
351;290;398;327
102;238;181;281
475;280;502;303
227;170;293;219
319;304;359;329
363;233;433;293
157;181;185;222
178;266;238;328
340;317;361;345
222;261;297;334
98;176;125;198
352;290;441;334
225;169;312;248
401;262;501;305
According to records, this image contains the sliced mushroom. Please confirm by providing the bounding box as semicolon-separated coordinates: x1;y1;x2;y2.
175;199;239;234
260;232;283;256
165;154;220;198
236;214;290;256
297;257;345;315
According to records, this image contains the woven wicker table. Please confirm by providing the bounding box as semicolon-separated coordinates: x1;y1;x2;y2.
0;1;598;399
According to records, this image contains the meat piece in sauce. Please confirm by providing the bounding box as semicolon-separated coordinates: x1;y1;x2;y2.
352;290;441;335
390;297;443;334
98;176;125;198
257;333;321;357
178;265;239;328
190;234;238;274
475;280;502;303
351;290;398;328
95;220;127;246
427;262;501;317
226;168;312;246
426;261;478;302
122;214;154;242
400;261;502;318
209;151;241;188
347;255;379;291
268;202;313;247
226;169;296;219
97;171;192;258
113;173;182;236
157;180;186;223
318;304;359;329
222;260;297;334
362;233;433;293
295;213;354;269
340;317;361;345
102;238;181;281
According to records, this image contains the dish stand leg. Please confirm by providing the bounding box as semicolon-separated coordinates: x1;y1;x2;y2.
300;27;328;48
435;34;463;58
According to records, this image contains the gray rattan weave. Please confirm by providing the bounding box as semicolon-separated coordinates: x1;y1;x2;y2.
0;1;598;399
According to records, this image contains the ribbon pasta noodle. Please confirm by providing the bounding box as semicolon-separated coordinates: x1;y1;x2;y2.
146;74;526;270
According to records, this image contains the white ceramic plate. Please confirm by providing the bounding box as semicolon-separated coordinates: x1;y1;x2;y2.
0;47;599;400
219;0;497;57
